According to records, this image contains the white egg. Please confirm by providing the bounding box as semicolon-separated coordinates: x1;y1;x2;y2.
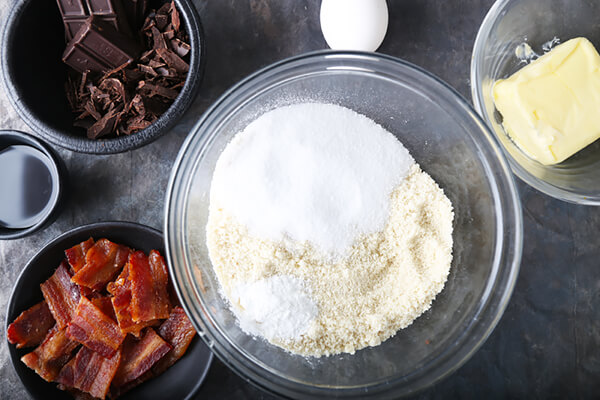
320;0;389;52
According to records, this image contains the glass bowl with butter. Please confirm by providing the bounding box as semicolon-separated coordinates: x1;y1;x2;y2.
471;0;600;204
165;52;523;398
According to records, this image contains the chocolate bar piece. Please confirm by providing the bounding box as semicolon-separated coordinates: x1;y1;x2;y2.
63;16;141;74
56;0;130;39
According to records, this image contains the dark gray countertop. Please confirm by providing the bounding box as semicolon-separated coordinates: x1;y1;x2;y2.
1;0;598;398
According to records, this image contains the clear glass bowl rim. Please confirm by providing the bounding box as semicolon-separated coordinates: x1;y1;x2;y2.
165;50;523;399
470;0;600;205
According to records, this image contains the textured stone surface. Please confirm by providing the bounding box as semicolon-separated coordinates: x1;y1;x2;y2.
1;0;599;399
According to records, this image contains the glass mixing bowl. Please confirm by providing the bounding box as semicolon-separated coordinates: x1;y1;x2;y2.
165;52;523;398
471;0;600;204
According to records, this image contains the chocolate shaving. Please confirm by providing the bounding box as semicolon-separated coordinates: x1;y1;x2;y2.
88;104;124;139
151;26;167;49
170;38;190;58
84;100;102;121
156;48;189;74
138;81;179;100
170;2;180;32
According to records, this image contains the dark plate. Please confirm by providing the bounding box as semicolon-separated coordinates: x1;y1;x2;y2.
6;221;213;400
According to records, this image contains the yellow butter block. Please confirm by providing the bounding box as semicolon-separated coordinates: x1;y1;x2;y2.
493;37;600;165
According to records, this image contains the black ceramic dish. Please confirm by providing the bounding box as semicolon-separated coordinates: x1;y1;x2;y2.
6;221;213;400
1;0;205;154
0;130;66;240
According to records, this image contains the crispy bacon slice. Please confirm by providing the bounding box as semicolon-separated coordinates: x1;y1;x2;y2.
112;328;171;387
21;327;79;382
7;301;55;349
108;265;157;337
153;306;196;374
91;297;117;322
56;346;122;400
129;250;170;323
65;238;95;273
68;296;126;358
72;239;130;291
41;260;81;329
109;307;197;397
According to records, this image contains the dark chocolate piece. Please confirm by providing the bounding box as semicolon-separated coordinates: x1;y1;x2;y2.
56;0;131;39
62;16;141;74
56;0;87;18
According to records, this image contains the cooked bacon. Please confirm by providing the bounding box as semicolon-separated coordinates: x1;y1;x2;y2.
153;306;196;374
110;307;196;397
108;264;157;337
56;346;122;400
7;301;55;349
112;328;171;388
129;250;170;323
67;296;126;358
79;285;101;300
41;260;81;329
21;327;79;382
91;297;117;322
72;239;131;291
65;238;95;273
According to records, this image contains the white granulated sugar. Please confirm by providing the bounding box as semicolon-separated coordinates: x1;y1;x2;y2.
210;103;414;260
230;275;318;340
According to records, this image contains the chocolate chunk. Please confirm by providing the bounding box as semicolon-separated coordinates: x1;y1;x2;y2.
63;44;112;75
63;16;141;74
55;0;87;18
56;0;131;39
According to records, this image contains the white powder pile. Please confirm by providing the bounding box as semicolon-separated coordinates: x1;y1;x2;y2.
231;275;317;341
210;103;414;260
205;103;454;357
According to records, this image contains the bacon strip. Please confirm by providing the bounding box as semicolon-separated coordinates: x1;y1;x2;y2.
129;250;170;322
91;297;117;322
112;328;171;387
109;307;197;397
72;239;130;291
68;296;126;358
21;327;79;382
41;260;81;329
153;306;196;374
56;346;122;400
108;265;157;337
7;301;55;349
65;238;95;273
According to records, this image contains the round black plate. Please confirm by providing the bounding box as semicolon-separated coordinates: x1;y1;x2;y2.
6;221;213;400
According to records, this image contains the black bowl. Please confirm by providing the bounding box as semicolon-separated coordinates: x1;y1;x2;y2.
1;0;205;154
0;130;67;240
6;221;213;400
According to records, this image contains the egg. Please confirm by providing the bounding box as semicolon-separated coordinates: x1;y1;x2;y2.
320;0;389;52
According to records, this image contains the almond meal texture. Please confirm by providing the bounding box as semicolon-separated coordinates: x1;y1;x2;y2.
206;164;454;357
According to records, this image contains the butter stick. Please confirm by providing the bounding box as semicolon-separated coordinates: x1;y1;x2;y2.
493;37;600;165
